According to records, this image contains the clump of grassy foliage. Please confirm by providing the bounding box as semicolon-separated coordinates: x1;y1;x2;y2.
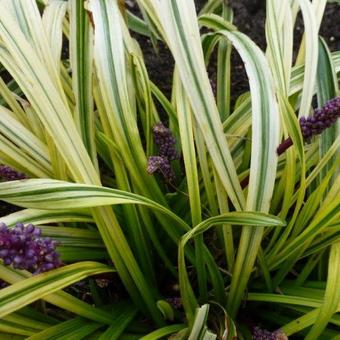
0;0;339;339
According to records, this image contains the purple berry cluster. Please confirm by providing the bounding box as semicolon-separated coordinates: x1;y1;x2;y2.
0;223;61;274
153;122;178;161
252;327;287;340
299;96;340;142
0;165;26;181
166;296;182;310
147;122;178;182
276;96;340;157
147;156;174;182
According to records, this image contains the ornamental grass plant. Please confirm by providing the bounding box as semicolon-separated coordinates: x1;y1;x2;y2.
0;0;339;338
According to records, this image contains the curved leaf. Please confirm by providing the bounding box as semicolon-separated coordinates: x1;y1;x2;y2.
200;13;281;316
0;179;189;232
179;212;286;321
141;0;245;211
0;262;114;319
0;209;92;226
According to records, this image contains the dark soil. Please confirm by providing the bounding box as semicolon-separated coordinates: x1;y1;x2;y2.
0;201;20;217
128;0;339;104
228;0;339;99
229;0;340;52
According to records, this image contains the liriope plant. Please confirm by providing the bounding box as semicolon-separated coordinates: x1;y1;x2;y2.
0;0;339;338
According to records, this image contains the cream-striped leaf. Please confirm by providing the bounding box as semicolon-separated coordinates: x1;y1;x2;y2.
141;0;245;211
0;179;189;231
0;262;114;319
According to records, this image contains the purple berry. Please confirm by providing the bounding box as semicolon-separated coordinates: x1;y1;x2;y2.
166;297;182;310
147;156;175;182
252;326;288;340
147;122;179;182
0;223;61;274
299;96;340;142
152;122;179;161
0;165;26;181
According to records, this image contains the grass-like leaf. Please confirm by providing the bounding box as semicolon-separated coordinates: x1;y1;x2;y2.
0;262;114;319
